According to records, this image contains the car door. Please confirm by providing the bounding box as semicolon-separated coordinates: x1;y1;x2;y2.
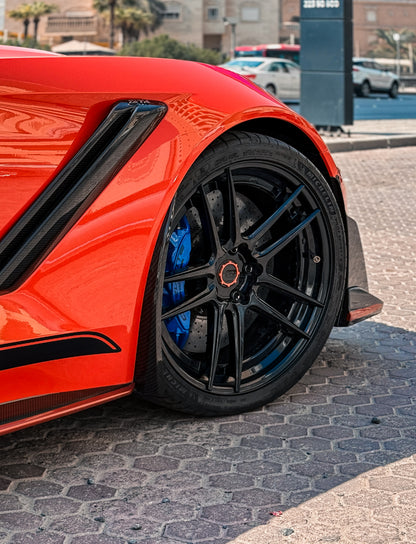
281;61;300;100
371;61;391;89
365;61;384;90
255;61;290;99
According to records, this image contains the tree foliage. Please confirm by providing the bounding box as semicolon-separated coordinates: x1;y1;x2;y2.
8;4;35;40
119;34;224;64
374;28;415;56
94;0;165;48
8;2;56;43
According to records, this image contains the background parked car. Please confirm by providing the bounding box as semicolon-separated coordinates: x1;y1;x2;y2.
220;58;300;102
353;58;400;98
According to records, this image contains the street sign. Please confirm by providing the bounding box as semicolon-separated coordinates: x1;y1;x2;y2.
300;0;353;127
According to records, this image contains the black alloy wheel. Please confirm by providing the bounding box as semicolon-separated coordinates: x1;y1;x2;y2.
137;132;346;415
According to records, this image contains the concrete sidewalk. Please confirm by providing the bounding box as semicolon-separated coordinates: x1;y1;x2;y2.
321;118;416;153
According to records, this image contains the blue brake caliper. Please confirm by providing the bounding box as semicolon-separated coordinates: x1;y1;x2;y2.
163;216;191;348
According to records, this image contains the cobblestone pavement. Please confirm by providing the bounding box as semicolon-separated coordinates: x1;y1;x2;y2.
0;147;415;544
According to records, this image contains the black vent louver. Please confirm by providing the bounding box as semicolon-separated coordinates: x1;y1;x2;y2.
0;101;167;292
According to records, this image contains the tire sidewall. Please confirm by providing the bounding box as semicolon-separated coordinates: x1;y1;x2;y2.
138;132;346;415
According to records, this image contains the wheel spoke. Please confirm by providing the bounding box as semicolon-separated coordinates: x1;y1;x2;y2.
162;285;215;319
258;273;324;308
164;262;215;283
255;208;320;260
207;303;226;391
200;186;223;257
251;292;310;340
247;185;304;247
223;167;242;247
227;304;245;393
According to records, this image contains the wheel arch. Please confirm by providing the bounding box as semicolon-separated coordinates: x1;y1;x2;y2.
218;117;347;221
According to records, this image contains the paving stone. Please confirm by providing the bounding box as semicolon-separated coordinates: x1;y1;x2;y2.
78;453;126;471
235;460;282;475
10;533;65;544
67;484;116;501
33;496;81;516
113;442;160;456
355;404;395;416
288;436;330;451
212;446;258;461
262;474;309;492
49;514;101;533
71;535;126;544
240;436;283;449
288;414;330;427
153;470;203;488
337;438;380;453
241;412;284;425
265;423;307;438
218;421;261;435
231;488;281;506
15;480;63;498
0;511;42;531
0;478;10;491
312;425;354;440
86;499;138;519
209;473;255;489
1;145;416;544
0;464;45;479
201;503;253;524
184;459;231;474
263;449;308;464
96;469;148;488
289;461;335;478
164;519;221;540
140;500;195;521
133;455;180;471
162;443;208;459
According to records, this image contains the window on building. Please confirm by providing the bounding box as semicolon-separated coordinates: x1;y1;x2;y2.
162;3;182;20
207;7;219;20
366;10;377;23
241;6;260;22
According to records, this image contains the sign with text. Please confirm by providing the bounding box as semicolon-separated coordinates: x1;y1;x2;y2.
300;0;353;127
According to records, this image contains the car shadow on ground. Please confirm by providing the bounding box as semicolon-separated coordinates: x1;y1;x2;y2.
0;319;415;543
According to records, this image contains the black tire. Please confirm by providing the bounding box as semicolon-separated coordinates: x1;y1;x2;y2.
265;83;277;96
136;132;346;416
358;80;371;97
389;81;399;98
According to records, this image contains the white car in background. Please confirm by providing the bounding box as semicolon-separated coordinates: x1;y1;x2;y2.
353;58;400;98
220;58;300;102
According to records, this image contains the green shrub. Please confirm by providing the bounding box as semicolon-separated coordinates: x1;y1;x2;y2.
119;34;224;64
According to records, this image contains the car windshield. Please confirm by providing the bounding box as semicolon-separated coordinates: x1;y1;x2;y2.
225;59;264;68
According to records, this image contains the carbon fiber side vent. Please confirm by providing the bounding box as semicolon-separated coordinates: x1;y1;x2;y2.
0;101;167;292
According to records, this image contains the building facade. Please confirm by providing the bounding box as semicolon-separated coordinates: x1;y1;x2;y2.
2;0;416;61
3;0;98;44
152;1;280;55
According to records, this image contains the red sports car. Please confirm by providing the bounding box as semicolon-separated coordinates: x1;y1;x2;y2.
0;46;382;435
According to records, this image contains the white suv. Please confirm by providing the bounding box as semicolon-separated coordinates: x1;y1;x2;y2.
353;58;400;98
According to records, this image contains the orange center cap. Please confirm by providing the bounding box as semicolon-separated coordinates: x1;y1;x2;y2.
218;261;240;287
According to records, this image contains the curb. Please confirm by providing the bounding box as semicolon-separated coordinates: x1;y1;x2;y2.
325;135;416;153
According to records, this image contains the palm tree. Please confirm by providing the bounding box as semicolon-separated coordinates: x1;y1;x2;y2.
141;0;165;32
8;3;33;40
375;29;415;56
30;2;56;43
94;0;118;49
116;7;154;44
94;0;165;49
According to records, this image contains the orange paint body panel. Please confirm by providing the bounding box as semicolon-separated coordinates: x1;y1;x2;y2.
0;49;367;434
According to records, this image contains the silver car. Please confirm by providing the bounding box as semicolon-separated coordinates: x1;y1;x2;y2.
220;58;300;102
353;58;400;98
